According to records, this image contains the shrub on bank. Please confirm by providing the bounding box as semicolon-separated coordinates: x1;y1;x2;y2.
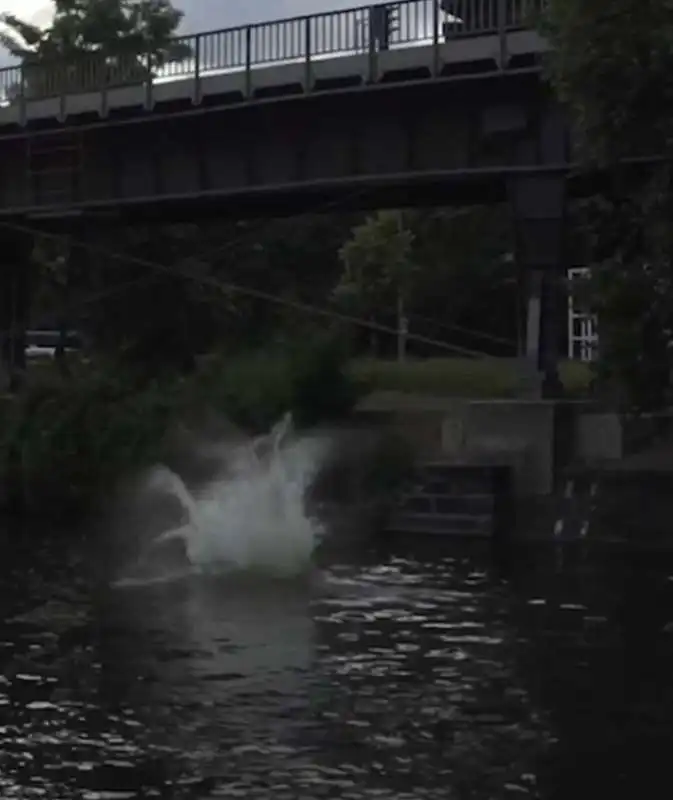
191;332;363;432
0;334;363;519
0;362;180;516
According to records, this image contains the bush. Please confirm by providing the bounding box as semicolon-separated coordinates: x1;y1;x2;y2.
0;362;182;517
285;332;363;427
0;334;365;519
192;332;363;433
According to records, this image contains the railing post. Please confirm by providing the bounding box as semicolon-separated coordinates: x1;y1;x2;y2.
99;54;109;118
192;34;201;105
144;48;154;110
245;26;252;98
432;0;440;76
18;65;26;127
497;0;508;70
367;6;377;83
58;77;66;122
304;17;312;92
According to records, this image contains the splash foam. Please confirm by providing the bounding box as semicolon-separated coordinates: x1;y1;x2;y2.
117;414;329;586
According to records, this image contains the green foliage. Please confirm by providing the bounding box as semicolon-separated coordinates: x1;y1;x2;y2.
0;361;181;516
350;357;593;399
542;0;673;408
283;332;363;428
1;0;189;98
334;205;516;356
63;214;358;375
30;206;515;383
78;225;224;373
0;334;364;518
336;210;416;314
3;199;522;521
407;206;514;331
572;190;673;409
192;333;363;434
541;0;673;163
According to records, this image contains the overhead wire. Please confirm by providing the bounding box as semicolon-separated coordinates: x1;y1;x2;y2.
406;311;516;348
0;202;497;359
25;217;304;323
14;189;371;329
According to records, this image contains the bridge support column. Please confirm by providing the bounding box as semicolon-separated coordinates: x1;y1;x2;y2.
0;227;37;392
509;174;567;398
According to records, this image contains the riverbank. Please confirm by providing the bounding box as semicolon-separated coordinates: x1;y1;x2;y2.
0;351;637;543
353;385;673;549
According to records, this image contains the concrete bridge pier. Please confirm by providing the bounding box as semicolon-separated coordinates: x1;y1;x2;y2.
509;173;567;398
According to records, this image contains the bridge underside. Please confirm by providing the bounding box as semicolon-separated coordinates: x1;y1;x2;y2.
0;71;573;223
0;64;604;396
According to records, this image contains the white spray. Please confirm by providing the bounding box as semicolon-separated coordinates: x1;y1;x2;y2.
117;413;330;586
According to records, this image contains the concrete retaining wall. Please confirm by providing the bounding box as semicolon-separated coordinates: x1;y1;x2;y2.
357;395;556;496
440;399;556;496
357;393;672;497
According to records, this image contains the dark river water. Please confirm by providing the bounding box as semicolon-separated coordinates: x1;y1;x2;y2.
2;533;673;799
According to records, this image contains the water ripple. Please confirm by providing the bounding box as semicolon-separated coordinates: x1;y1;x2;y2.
2;542;673;797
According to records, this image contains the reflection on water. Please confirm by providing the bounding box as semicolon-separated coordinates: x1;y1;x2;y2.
2;537;673;798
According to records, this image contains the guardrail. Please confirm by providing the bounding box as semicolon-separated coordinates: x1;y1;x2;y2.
0;0;542;104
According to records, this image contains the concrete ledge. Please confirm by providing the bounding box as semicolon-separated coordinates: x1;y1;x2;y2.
358;395;555;496
440;399;555;496
573;410;672;463
357;393;673;497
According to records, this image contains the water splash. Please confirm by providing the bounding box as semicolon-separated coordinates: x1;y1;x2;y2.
116;414;330;586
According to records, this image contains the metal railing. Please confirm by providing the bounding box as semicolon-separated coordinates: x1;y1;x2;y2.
0;0;543;104
567;267;598;362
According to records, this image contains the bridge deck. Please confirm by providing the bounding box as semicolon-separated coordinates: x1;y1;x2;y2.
0;0;545;127
0;0;561;221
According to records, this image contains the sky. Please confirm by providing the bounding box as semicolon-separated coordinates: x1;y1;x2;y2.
0;0;364;65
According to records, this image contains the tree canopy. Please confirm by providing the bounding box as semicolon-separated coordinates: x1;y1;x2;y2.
541;0;673;163
22;203;517;383
542;0;673;408
334;206;516;358
0;0;189;96
336;210;416;313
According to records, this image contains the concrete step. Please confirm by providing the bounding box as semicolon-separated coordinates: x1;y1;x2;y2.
396;493;495;516
385;511;494;537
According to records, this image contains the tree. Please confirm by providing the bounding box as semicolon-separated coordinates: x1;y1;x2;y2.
31;212;358;377
336;210;416;360
0;1;189;385
67;223;234;375
406;206;516;352
540;0;673;164
541;0;673;408
0;0;190;98
334;206;516;359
